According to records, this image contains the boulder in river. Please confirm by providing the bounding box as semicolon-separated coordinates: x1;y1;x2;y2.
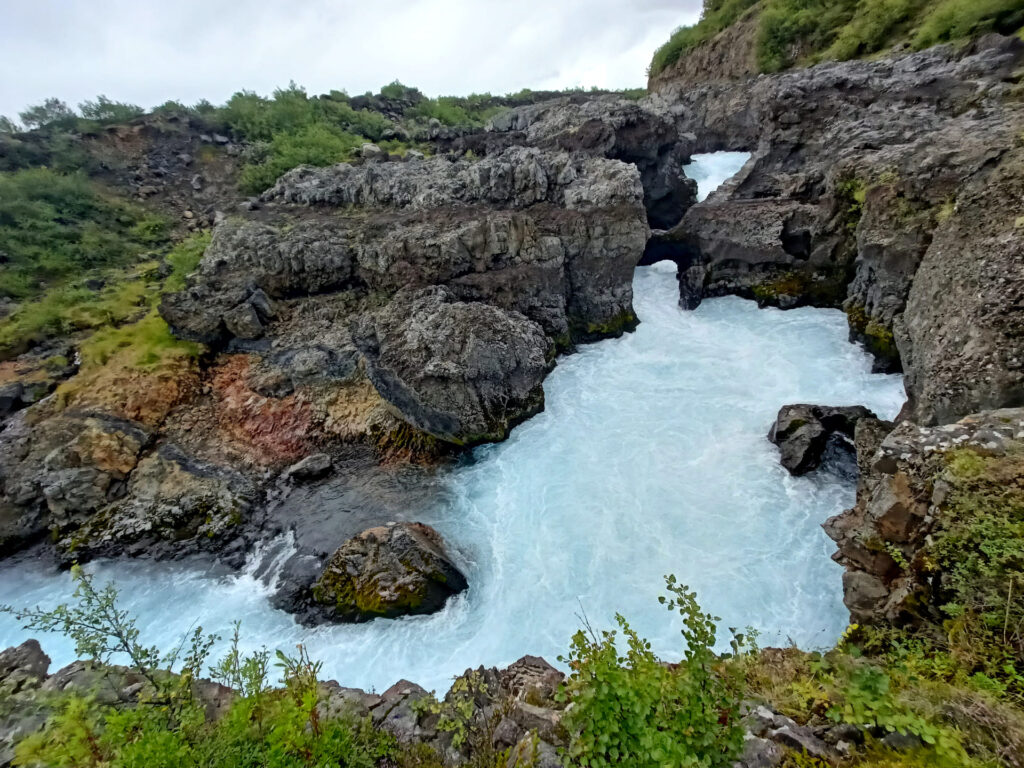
767;404;876;476
312;522;467;621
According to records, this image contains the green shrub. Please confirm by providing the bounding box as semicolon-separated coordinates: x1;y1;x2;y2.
238;123;365;193
78;96;144;124
18;98;77;130
557;575;744;767
929;449;1024;689
826;0;926;60
757;0;859;71
650;0;1024;77
0;168;168;300
3;569;401;768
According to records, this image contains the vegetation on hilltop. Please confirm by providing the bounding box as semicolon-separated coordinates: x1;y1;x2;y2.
650;0;1024;77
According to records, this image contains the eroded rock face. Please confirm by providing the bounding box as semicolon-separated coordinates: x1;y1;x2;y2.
162;147;648;351
60;443;255;564
477;97;697;229
311;522;468;622
0;410;253;565
896;145;1024;425
648;36;1024;423
768;404;877;476
824;407;1024;624
355;287;551;445
158;145;647;456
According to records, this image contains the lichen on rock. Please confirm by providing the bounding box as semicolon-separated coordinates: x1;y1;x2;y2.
311;521;468;621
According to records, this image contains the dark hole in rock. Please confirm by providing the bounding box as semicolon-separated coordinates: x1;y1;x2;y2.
781;221;811;261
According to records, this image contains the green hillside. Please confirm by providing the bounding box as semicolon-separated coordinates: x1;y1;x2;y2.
650;0;1024;78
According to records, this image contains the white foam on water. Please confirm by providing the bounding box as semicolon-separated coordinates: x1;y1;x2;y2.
0;153;905;695
684;151;752;201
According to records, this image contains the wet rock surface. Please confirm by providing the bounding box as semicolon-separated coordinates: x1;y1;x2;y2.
768;404;876;476
298;521;468;623
649;36;1024;423
355;286;551;445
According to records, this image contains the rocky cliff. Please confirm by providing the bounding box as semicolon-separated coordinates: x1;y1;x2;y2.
645;36;1024;427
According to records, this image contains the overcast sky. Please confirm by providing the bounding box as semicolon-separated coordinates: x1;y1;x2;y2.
0;1;701;120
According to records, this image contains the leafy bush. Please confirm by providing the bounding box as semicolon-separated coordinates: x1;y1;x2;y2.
650;0;1024;77
18;98;77;130
406;95;506;128
238;123;365;193
78;96;144;124
757;0;859;72
4;569;398;768
557;575;744;767
826;0;927;60
929;449;1024;689
0;168;168;300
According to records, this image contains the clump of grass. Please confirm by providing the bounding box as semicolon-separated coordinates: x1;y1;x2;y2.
650;0;1024;78
79;309;202;370
0;231;209;363
914;0;1024;48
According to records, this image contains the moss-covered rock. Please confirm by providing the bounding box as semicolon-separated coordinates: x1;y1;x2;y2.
312;522;467;622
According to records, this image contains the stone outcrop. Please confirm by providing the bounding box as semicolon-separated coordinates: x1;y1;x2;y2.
354;287;550;445
310;522;468;622
647;35;1024;423
0;410;253;565
824;407;1024;624
162;147;648;350
160;146;647;449
768;404;877;476
472;97;698;229
57;443;255;564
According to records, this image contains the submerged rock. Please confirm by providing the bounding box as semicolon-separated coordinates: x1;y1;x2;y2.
285;453;333;481
767;404;876;476
312;522;468;622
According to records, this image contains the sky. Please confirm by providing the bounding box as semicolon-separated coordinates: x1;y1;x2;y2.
0;1;702;120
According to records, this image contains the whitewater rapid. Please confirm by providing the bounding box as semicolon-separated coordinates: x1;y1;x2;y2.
0;153;906;694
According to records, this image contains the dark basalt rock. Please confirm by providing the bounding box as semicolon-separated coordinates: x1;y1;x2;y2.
354;286;552;446
311;521;468;622
54;442;256;566
648;35;1024;423
768;404;876;476
0;640;50;694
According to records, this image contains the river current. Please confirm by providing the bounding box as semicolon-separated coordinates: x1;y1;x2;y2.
0;153;905;694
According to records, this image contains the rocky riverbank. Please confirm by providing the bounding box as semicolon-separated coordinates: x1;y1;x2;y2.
0;15;1022;765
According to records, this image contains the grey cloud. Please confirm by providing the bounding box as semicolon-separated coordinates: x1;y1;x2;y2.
0;0;701;118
